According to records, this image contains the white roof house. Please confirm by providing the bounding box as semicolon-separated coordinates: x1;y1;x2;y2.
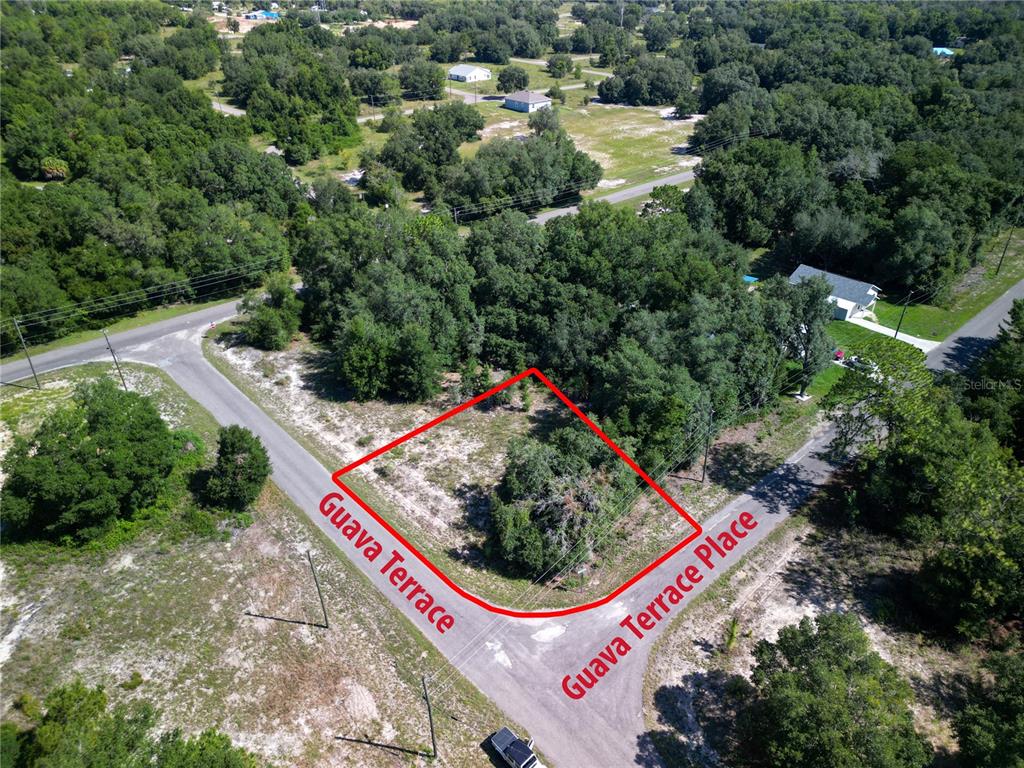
789;264;880;321
448;64;491;83
503;90;551;113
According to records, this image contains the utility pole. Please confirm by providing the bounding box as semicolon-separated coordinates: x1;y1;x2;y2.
700;405;714;484
421;676;437;759
101;329;128;392
307;551;329;629
11;318;41;389
893;298;910;339
995;226;1014;275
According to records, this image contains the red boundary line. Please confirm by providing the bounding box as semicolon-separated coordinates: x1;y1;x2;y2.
331;368;703;618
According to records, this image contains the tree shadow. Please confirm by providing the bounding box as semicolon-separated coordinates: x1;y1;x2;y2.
446;482;500;571
745;461;817;519
478;735;514;768
525;402;573;439
297;347;357;403
929;334;996;373
637;671;750;768
454;482;492;532
705;443;779;493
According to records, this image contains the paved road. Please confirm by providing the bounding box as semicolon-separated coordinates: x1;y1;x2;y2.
0;283;1015;767
531;169;696;224
210;99;245;117
926;278;1024;371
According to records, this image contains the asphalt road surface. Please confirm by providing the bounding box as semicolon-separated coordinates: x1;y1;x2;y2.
926;277;1024;371
0;282;1017;767
531;170;697;225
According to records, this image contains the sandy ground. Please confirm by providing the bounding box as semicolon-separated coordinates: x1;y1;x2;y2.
206;336;555;563
643;517;973;767
0;367;508;767
205;335;703;605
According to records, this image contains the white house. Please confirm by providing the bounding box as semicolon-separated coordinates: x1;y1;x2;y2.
447;64;491;83
503;90;551;113
789;264;880;321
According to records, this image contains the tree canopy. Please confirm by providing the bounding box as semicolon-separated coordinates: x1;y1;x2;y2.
1;379;176;542
736;613;929;768
0;681;263;768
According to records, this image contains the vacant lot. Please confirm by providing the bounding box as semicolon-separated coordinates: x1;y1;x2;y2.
642;509;978;768
204;331;834;611
460;101;698;188
0;364;516;768
204;331;692;608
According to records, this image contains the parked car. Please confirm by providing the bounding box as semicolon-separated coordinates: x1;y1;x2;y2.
845;355;879;374
490;726;539;768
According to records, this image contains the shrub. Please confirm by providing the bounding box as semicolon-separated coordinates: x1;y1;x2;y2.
205;426;271;511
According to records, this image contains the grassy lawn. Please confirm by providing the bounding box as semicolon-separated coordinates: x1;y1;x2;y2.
454;59;611;97
872;228;1024;340
746;247;788;280
0;297;239;363
293;126;386;182
183;68;224;100
806;362;847;398
0;363;525;767
458;100;697;189
826;319;917;358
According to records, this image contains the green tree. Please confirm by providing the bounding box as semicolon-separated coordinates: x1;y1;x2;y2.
241;272;301;351
763;275;833;396
399;59;445;100
547;54;573;79
337;315;396;400
390;324;441;400
1;681;263;767
955;654;1024;768
1;379;175;542
736;613;929;768
205;426;271;511
497;65;529;93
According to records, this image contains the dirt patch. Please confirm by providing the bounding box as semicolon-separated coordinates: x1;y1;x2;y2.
0;483;508;768
481;119;527;139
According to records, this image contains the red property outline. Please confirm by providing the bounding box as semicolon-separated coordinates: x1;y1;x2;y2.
331;368;703;618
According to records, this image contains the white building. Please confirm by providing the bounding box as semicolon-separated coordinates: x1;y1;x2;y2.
447;64;491;83
503;90;551;113
789;264;880;321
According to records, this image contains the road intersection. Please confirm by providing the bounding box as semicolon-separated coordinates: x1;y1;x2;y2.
2;278;1020;766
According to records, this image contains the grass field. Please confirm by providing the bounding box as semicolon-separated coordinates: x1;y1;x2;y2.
458;100;697;190
826;319;918;358
873;228;1024;340
0;363;527;768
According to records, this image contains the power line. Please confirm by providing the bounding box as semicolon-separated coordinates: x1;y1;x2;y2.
1;254;285;336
